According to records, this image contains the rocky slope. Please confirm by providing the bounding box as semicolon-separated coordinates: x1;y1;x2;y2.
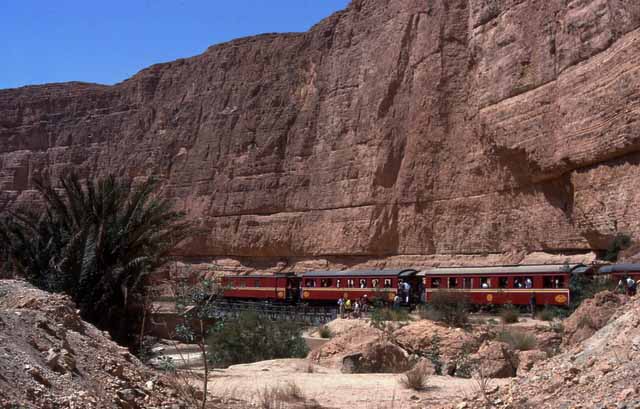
463;293;640;409
2;0;640;271
0;280;192;408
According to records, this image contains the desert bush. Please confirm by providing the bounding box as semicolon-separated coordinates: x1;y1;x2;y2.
258;382;306;409
400;365;430;391
496;329;537;351
536;306;566;321
422;290;470;327
207;311;309;368
425;333;443;375
499;304;519;324
0;173;191;344
371;307;410;323
157;356;177;373
472;360;495;409
318;325;332;339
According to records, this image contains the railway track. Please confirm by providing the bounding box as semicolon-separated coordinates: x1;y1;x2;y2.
152;298;338;326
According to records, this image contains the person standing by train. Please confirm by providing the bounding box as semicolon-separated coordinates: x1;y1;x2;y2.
529;293;537;316
337;297;345;318
627;277;637;296
403;281;411;304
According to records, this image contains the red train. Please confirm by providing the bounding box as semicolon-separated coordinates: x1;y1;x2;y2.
220;263;640;307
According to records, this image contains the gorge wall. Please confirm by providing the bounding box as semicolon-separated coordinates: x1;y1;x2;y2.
2;0;640;272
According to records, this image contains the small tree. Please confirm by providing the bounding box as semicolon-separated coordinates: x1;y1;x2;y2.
173;279;221;409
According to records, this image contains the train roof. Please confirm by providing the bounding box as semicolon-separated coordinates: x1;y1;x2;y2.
417;264;583;276
599;264;640;273
222;273;297;278
302;269;418;278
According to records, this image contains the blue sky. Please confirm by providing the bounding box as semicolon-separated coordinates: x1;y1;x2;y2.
0;0;350;89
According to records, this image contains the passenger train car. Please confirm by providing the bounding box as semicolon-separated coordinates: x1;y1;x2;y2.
419;264;575;306
220;263;639;307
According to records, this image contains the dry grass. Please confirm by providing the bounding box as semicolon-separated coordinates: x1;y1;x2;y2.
257;382;306;409
472;363;495;409
399;365;430;391
499;305;519;324
496;328;537;351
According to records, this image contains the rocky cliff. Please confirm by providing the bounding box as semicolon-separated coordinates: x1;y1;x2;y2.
2;0;640;271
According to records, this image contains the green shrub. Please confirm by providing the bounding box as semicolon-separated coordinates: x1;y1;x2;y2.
156;356;177;373
499;305;520;324
570;274;616;311
496;329;537;351
318;325;332;339
603;233;632;262
207;311;309;368
423;290;470;327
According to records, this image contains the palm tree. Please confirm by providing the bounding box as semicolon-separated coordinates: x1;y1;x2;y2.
0;173;191;343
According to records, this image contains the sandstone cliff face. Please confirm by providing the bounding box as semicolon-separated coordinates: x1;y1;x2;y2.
2;0;640;269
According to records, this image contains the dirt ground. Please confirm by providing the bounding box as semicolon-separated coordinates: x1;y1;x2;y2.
204;358;509;409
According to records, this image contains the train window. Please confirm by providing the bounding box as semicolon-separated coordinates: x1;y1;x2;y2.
543;276;553;288
359;279;367;288
372;279;380;288
480;277;491;289
255;279;260;288
347;279;355;288
336;279;341;288
499;277;509;289
305;279;316;288
320;279;333;287
383;279;392;288
463;278;473;289
431;278;441;288
239;280;246;288
524;277;533;288
448;277;458;288
514;277;525;288
554;276;564;288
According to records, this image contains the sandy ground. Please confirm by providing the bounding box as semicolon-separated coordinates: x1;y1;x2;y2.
204;358;509;409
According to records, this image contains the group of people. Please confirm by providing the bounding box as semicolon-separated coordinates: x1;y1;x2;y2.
337;295;370;318
618;276;638;296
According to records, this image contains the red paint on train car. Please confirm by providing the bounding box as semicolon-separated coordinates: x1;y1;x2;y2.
422;270;571;306
221;275;289;301
300;275;399;303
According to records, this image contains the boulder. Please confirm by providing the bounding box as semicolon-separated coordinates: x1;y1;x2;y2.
517;350;548;375
469;341;519;378
341;341;410;373
393;320;478;373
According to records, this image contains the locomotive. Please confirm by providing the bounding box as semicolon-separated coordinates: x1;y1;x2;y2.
220;263;640;307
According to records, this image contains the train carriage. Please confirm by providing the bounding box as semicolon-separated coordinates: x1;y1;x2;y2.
598;263;640;283
221;273;299;302
418;264;581;306
300;269;419;303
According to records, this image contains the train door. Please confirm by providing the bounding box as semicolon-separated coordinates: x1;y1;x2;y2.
286;276;301;304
